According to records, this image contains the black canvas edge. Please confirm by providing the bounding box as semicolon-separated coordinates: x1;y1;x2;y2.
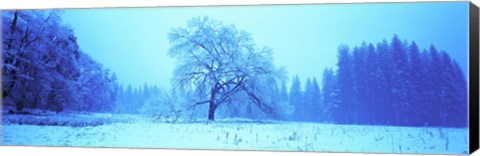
470;1;479;154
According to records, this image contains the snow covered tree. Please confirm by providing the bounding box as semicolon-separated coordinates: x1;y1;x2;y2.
143;83;151;100
289;75;303;121
307;77;322;122
390;35;410;125
335;45;354;124
2;10;119;113
2;10;80;112
374;40;394;125
323;35;467;127
364;43;378;124
406;41;426;126
276;79;294;120
449;60;467;127
279;79;289;108
321;67;337;123
301;77;321;122
426;45;442;126
351;44;368;124
167;16;284;121
300;78;312;121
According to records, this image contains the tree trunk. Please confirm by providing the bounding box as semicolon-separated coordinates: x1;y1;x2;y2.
208;87;218;121
11;11;18;35
208;100;216;121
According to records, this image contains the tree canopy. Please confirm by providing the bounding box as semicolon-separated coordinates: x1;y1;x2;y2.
168;16;286;121
2;10;118;113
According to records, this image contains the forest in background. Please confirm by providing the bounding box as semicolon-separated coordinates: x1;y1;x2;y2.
1;10;468;128
313;36;467;127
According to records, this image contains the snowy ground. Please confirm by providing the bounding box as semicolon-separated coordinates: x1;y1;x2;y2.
1;114;469;155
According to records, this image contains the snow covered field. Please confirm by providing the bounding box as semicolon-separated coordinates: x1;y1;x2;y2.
1;114;469;155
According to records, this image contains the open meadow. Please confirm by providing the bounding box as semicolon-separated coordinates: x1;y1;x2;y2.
1;113;469;155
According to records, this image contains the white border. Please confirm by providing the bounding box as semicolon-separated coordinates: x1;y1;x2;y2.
0;146;455;156
0;0;478;156
0;0;467;9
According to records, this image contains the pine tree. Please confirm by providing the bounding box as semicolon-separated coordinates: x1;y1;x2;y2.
303;78;312;121
278;79;291;119
289;75;303;121
321;68;337;123
363;43;377;124
439;51;456;126
407;41;425;126
390;35;409;125
374;40;394;125
336;45;354;124
143;83;150;100
125;84;133;113
279;80;289;104
427;45;442;126
311;78;322;122
450;61;468;127
352;44;368;124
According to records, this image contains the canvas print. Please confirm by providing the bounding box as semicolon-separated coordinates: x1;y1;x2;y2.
0;2;472;155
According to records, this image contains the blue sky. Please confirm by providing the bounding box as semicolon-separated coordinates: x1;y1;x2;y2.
61;2;469;89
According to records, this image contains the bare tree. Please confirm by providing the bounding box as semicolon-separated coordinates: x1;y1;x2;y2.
168;16;282;121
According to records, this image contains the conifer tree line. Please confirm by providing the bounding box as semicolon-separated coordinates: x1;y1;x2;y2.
115;84;162;114
288;35;467;128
